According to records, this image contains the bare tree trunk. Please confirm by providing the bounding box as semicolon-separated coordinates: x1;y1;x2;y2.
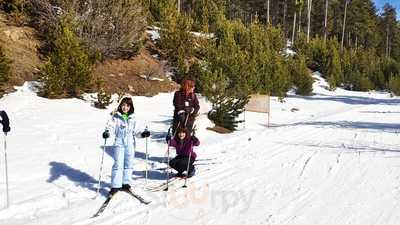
341;0;349;51
386;24;390;57
177;0;180;14
292;11;297;44
267;0;270;25
348;31;351;47
283;0;287;35
298;8;302;35
307;0;312;43
324;0;329;44
355;35;358;49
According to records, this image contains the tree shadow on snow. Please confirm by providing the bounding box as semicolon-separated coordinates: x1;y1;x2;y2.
47;161;110;197
132;169;169;181
283;142;400;155
151;115;173;126
149;130;170;143
135;151;168;163
270;121;400;133
287;94;400;106
359;110;400;114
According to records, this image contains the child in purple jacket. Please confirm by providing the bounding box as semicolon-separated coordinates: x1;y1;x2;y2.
168;127;200;178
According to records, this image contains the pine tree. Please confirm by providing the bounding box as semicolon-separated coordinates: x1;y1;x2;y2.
159;2;195;83
207;95;249;131
39;16;92;98
0;45;12;84
381;58;400;86
291;55;313;95
201;69;249;131
378;4;398;59
95;88;112;109
341;47;356;90
388;75;400;96
326;39;343;90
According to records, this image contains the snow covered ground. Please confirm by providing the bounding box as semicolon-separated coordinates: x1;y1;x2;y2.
0;73;399;225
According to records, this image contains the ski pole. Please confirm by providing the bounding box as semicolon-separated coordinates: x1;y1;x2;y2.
95;137;107;198
164;115;185;191
3;133;9;208
162;120;181;163
144;126;149;187
182;127;196;188
182;151;192;188
184;112;190;127
164;127;171;191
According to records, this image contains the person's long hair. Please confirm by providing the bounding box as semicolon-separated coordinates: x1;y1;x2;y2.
117;97;135;115
181;79;195;96
175;127;190;141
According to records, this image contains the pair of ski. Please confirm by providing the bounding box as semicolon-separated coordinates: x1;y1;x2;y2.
92;188;151;218
146;176;188;192
92;177;183;218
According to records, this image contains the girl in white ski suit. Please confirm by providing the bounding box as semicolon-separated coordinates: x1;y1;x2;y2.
104;97;137;195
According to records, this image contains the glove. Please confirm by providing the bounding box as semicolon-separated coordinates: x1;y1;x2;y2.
192;135;199;143
185;107;194;115
178;112;186;123
141;130;150;138
0;111;10;133
102;130;110;139
165;133;171;143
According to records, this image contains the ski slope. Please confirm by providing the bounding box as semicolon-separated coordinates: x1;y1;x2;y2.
0;73;399;225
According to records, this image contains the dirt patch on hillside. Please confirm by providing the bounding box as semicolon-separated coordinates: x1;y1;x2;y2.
93;46;179;96
0;12;43;93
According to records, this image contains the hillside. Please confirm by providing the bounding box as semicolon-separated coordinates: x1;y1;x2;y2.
0;74;399;225
0;11;178;97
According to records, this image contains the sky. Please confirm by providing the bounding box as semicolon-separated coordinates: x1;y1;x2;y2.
373;0;400;20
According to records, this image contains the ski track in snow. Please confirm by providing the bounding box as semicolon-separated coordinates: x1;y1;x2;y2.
0;78;400;225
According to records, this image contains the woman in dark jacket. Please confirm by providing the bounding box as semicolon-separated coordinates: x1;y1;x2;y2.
169;127;200;178
172;79;200;134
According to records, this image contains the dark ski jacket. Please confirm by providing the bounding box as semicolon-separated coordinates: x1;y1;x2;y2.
170;136;200;159
173;91;200;118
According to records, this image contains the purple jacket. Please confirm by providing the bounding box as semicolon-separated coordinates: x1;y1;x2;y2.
170;136;200;159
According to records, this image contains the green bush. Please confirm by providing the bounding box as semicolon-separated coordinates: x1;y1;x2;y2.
201;69;249;131
2;0;26;13
39;17;93;98
381;58;400;86
388;75;400;96
147;0;174;22
159;5;195;83
290;55;313;95
203;18;289;97
307;37;329;72
2;0;28;25
189;0;225;33
207;95;249;131
95;88;112;109
325;39;343;90
0;46;12;83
